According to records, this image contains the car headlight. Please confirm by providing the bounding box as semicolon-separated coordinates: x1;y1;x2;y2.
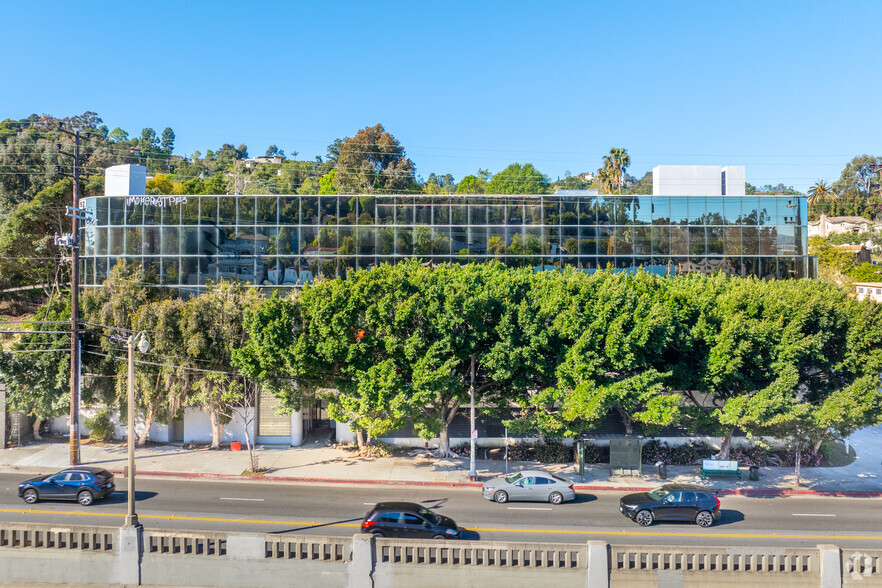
622;504;637;510
484;487;495;492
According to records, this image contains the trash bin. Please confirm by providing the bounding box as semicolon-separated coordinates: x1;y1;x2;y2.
749;465;759;481
231;441;241;451
656;461;667;479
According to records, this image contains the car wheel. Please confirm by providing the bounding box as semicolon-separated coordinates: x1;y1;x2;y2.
695;510;714;527
371;531;385;538
432;534;446;540
77;490;94;506
22;489;38;504
494;490;509;504
549;491;564;505
635;510;654;527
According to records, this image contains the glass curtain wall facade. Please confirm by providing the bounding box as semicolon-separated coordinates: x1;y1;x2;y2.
80;193;810;292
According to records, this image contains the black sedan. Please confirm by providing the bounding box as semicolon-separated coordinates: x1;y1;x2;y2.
361;502;461;539
619;483;721;527
18;466;115;506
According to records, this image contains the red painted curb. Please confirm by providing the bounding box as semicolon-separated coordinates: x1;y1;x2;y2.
112;469;882;497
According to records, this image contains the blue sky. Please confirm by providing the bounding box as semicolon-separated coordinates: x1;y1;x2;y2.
3;0;880;192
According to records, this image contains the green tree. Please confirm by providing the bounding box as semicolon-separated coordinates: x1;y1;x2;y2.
160;127;175;155
180;281;261;449
596;148;630;195
0;296;72;439
807;179;835;206
455;174;487;194
0;179;71;294
486;163;549;194
332;124;417;194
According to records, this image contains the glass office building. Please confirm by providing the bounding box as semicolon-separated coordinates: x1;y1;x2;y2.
79;192;811;293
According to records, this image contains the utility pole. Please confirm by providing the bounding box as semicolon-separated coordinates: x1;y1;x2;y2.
57;123;85;465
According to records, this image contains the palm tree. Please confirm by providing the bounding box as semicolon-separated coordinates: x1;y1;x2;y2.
807;179;835;206
598;148;631;194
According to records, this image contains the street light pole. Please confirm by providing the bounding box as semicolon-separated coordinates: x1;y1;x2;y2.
126;332;148;527
468;354;477;482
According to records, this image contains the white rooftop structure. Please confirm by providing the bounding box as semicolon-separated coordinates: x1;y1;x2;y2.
104;164;147;196
652;165;745;196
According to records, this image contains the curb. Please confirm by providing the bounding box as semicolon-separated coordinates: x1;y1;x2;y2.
109;469;882;497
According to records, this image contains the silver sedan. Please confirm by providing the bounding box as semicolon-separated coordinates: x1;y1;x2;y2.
481;470;576;504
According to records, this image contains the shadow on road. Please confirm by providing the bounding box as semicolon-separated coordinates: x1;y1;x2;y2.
102;490;159;504
270;517;363;534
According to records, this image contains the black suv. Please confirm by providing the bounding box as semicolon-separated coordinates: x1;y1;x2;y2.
361;502;461;539
619;484;721;527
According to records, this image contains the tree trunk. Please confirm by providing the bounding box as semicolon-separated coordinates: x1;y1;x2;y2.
537;431;546;445
356;428;365;450
32;417;43;441
434;399;461;458
718;434;732;460
794;441;802;487
209;408;222;449
138;408;155;446
438;426;451;457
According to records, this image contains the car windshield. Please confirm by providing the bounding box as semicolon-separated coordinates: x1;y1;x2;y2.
417;507;440;525
647;486;672;501
504;473;523;484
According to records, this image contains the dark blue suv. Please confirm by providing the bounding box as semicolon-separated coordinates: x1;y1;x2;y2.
18;466;115;506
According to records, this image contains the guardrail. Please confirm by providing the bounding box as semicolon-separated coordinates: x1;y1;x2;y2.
0;524;115;551
377;538;584;568
612;544;818;574
0;521;867;587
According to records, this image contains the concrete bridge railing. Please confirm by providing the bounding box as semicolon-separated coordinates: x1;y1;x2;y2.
0;521;878;587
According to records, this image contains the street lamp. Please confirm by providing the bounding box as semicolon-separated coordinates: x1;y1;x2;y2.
126;331;149;527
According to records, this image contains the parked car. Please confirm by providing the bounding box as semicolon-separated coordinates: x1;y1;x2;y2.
18;467;115;506
619;483;721;527
481;470;576;504
361;502;461;539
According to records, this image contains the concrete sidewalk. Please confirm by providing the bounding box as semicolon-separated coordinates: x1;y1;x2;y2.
2;424;882;496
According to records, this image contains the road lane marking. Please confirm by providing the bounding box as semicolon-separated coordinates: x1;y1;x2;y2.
1;508;879;542
792;513;836;517
507;507;552;511
219;497;265;502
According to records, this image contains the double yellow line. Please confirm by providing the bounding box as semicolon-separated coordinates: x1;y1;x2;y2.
2;508;881;542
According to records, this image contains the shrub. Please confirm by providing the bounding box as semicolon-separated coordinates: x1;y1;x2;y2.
507;440;536;461
780;447;823;468
86;408;115;442
356;441;393;458
581;442;610;464
536;438;573;463
450;442;470;457
728;445;771;466
641;440;714;465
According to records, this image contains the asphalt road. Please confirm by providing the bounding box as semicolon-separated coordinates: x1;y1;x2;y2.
1;473;879;548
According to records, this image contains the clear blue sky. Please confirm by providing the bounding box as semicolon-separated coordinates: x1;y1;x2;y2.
3;0;880;192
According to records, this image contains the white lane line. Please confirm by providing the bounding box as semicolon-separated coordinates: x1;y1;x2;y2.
507;507;553;511
792;513;836;517
219;497;265;502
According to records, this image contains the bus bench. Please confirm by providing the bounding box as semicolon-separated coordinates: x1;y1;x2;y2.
700;459;742;480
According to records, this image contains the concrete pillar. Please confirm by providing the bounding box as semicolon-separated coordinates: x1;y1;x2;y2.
586;540;609;588
818;544;842;588
349;533;374;588
336;420;355;444
226;533;265;560
117;525;142;586
290;409;304;447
